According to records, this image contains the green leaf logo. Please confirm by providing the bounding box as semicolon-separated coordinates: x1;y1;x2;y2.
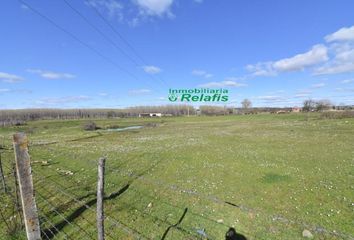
168;94;178;102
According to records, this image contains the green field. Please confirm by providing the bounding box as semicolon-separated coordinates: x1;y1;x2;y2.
0;114;353;239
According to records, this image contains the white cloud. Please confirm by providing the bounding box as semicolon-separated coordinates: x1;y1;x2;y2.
273;45;328;72
333;45;354;62
87;0;176;26
0;72;24;83
199;80;247;88
192;69;213;78
143;65;161;74
257;95;283;101
0;88;32;94
192;70;205;75
129;89;151;94
325;25;354;42
86;0;124;21
246;45;328;76
245;62;276;76
246;25;354;77
294;93;310;98
133;0;174;17
224;76;243;81
297;89;313;95
335;87;354;92
27;69;75;79
341;79;354;84
0;88;10;93
314;62;354;75
313;40;354;75
35;96;90;105
311;83;326;88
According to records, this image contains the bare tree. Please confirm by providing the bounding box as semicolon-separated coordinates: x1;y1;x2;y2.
0;105;197;125
241;99;252;109
302;99;316;112
316;99;332;112
303;99;333;112
199;106;228;116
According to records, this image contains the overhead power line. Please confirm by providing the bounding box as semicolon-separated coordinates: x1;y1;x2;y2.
88;2;170;88
18;0;165;95
62;0;141;67
62;0;169;89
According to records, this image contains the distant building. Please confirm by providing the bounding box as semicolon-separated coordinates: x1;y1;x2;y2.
138;113;162;117
292;107;301;113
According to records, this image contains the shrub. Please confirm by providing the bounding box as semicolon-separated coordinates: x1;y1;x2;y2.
83;122;98;131
320;111;354;119
145;123;157;127
105;124;119;129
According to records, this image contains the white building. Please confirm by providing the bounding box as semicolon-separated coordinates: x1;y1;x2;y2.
138;113;162;117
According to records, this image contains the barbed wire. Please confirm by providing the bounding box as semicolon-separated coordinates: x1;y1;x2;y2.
25;143;354;239
106;165;354;239
36;174;216;240
1;139;353;240
28;153;258;239
36;180;118;240
33;172;150;240
37;207;70;240
36;190;96;240
31;171;216;238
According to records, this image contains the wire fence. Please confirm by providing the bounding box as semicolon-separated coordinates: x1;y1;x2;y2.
0;133;353;240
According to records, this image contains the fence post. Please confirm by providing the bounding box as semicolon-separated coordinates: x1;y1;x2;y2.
13;161;24;227
13;133;41;240
0;152;7;193
97;157;106;240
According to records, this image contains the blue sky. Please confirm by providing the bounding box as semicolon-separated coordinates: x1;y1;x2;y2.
1;0;354;109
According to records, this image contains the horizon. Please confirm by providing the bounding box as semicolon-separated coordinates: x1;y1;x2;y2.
1;101;353;111
1;0;354;109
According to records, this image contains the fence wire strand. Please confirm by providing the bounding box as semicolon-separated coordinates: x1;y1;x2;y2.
1;136;353;240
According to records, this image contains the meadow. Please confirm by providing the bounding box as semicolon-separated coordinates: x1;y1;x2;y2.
0;113;353;240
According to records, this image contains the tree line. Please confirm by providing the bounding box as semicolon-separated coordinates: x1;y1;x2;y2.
0;105;195;126
1;99;353;126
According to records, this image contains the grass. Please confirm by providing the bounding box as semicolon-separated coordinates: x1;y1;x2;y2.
0;113;353;239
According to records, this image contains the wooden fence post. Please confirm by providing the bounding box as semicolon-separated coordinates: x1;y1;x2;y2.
0;152;7;193
13;133;41;240
97;157;106;240
13;161;24;227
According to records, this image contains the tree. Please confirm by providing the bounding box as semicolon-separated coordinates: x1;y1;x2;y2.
83;121;98;131
241;99;252;109
315;99;332;112
303;99;332;112
199;105;228;116
302;99;316;112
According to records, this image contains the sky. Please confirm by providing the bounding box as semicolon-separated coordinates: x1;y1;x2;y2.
1;0;354;109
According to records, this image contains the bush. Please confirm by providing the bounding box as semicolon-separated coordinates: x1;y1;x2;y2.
105;124;119;129
199;105;228;116
83;122;99;131
145;123;157;127
320;111;354;119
